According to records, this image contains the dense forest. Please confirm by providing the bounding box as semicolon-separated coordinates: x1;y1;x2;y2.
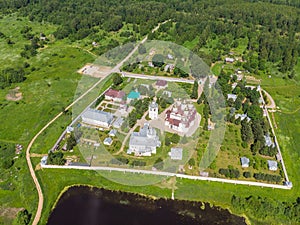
232;195;300;223
0;0;300;77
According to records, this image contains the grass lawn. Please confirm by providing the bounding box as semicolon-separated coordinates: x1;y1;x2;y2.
34;164;172;225
206;122;282;181
164;82;192;99
211;63;223;76
183;37;199;50
232;38;248;55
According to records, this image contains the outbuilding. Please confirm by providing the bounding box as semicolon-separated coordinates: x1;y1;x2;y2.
267;160;278;171
103;137;113;146
170;148;183;160
81;108;114;128
240;157;250;168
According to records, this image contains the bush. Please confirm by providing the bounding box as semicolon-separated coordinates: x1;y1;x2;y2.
66;134;77;150
209;160;217;169
219;167;240;178
132;160;146;167
48;151;66;165
153;158;164;170
188;158;195;166
241;142;248;148
13;209;31;225
2;159;14;169
253;172;281;183
95;95;104;107
170;133;180;144
243;171;251;178
165;136;170;146
112;73;123;86
259;146;277;157
152;54;164;67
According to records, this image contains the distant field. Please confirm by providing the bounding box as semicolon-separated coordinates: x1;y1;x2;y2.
0;45;93;142
263;79;300;196
0;14;57;69
0;14;95;223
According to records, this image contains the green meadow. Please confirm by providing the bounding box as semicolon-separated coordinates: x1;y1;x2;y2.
0;14;94;223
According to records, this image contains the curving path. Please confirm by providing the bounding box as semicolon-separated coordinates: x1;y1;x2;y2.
26;112;63;225
262;89;276;109
281;106;300;115
26;73;111;224
26;21;168;225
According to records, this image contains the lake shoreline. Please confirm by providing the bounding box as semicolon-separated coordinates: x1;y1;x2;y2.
47;185;247;225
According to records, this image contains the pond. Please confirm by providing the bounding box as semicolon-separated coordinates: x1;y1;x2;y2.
47;186;246;225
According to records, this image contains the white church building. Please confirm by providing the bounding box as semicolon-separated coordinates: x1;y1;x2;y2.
149;101;158;120
127;123;161;156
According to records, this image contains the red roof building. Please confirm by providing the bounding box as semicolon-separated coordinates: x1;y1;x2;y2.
165;101;197;133
156;80;168;88
104;89;126;102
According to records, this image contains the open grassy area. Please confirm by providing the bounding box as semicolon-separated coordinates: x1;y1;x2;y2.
0;14;57;69
232;38;248;55
211;63;223;76
0;45;94;143
0;14;95;223
209;123;282;181
262;77;300;196
183;37;199;50
33;164;172;225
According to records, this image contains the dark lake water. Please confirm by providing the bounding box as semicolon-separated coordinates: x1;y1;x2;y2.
47;186;246;225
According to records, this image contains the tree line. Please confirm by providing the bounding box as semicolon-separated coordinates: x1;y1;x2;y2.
0;67;25;89
1;0;299;76
150;1;300;76
231;195;300;224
